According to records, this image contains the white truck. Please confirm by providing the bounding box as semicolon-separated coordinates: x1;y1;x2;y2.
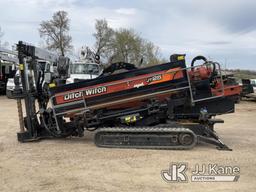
6;60;54;98
66;47;103;84
0;48;18;96
66;62;103;84
250;79;256;92
6;46;103;96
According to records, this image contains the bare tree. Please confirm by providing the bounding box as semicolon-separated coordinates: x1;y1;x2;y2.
93;19;114;58
39;11;72;56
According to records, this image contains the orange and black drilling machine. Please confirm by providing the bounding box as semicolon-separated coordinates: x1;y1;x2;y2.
12;41;241;150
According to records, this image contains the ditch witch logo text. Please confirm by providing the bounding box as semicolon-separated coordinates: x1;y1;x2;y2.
161;163;240;182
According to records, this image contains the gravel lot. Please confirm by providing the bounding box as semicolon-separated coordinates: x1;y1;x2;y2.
0;96;256;192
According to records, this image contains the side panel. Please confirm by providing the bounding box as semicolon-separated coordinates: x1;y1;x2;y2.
54;67;185;105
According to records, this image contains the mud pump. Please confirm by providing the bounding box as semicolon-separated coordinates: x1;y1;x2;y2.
13;41;241;150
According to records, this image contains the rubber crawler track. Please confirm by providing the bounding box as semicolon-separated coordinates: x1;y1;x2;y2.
94;127;197;150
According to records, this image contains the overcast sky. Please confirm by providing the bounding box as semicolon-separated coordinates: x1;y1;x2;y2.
0;0;256;70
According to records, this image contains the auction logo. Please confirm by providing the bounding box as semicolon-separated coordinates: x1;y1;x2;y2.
191;164;240;182
161;163;188;183
161;163;240;183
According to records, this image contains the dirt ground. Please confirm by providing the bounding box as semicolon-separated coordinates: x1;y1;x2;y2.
0;96;256;192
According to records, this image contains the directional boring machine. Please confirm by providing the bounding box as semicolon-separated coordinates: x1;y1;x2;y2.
12;41;242;150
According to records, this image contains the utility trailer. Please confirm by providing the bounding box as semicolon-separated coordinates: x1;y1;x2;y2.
13;42;241;150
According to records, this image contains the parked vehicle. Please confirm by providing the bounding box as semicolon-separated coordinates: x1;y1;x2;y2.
66;47;103;84
0;48;18;94
250;79;256;92
6;60;53;98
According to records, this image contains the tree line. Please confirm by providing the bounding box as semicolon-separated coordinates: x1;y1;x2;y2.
39;10;165;66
